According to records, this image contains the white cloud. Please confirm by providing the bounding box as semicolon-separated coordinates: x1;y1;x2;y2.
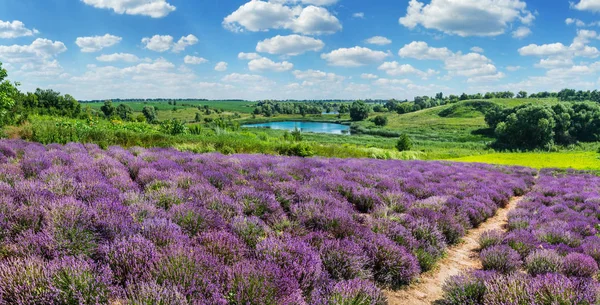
222;73;267;83
256;34;324;56
361;73;378;79
0;20;38;39
142;34;198;53
321;46;389;67
512;26;532;39
75;34;121;52
534;58;574;69
399;41;452;60
353;12;365;19
223;1;341;35
566;18;586;27
373;78;412;86
470;46;484;53
519;43;569;57
214;61;228;71
293;69;345;83
184;55;208;65
0;38;67;63
506;65;522;71
172;34;199;53
378;61;437;79
238;52;262;60
96;53;139;62
365;36;392;46
571;0;600;12
399;0;534;37
248;57;293;72
141;35;173;52
81;0;176;18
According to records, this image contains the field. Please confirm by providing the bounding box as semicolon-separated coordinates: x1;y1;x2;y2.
0;140;535;304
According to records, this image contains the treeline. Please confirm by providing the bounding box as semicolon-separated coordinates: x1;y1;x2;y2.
485;103;600;149
252;101;350;117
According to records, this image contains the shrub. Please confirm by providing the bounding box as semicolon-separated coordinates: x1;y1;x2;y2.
326;279;387;305
320;238;371;281
278;142;314;158
528;273;598;305
372;115;388;127
442;271;493;305
524;250;563;276
480;245;522;274
562;253;598;278
50;257;113;305
396;134;413;152
363;234;420;287
478;230;504;250
103;235;159;285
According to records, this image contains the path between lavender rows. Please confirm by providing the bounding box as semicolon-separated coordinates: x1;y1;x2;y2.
385;195;525;305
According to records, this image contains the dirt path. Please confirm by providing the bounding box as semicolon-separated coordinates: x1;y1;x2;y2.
385;196;524;305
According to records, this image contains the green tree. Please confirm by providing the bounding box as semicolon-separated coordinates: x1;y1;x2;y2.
517;91;528;99
142;106;158;123
116;104;133;120
372;115;388;126
194;112;202;122
396;134;413;152
494;105;556;149
349;101;371;121
100;100;116;118
0;62;18;126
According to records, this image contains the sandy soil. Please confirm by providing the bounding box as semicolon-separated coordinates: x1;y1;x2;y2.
385;196;523;305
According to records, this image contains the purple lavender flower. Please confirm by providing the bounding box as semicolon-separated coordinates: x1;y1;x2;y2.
480;245;522;274
524;249;563;276
326;279;387;305
562;253;599;278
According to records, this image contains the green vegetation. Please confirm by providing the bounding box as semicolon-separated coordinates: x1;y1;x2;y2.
0;59;599;170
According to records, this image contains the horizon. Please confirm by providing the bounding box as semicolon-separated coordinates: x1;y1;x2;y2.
1;0;599;101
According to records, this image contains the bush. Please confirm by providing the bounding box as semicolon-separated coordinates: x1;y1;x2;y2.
480;245;522;274
320;238;371;281
277;142;314;157
442;271;493;305
478;230;504;250
326;279;387;305
562;253;598;278
350;101;371;121
524;249;563;276
372;115;388;127
396;134;413;152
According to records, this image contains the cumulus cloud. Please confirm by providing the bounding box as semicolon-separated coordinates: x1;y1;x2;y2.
571;0;600;12
214;61;228;71
248;57;293;72
81;0;176;18
566;18;586;27
184;55;208;65
96;53;140;62
512;26;532;39
75;34;121;52
141;34;198;53
361;73;378;79
238;52;262;60
0;38;67;63
378;61;437;79
223;1;341;35
373;78;412;86
470;47;484;53
222;73;268;83
506;65;522;71
293;69;345;83
321;46;389;67
365;36;392;46
398;41;452;60
256;34;324;56
0;20;38;39
399;0;534;37
353;12;365;19
518;30;600;59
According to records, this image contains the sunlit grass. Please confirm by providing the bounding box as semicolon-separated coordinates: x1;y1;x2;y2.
450;151;600;170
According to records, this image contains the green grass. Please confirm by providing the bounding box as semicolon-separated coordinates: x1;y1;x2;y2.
451;151;600;170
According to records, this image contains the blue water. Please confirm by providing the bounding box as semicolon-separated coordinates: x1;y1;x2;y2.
243;121;350;135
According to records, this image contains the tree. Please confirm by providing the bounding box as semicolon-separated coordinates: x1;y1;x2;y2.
194;112;202;122
100;100;116;118
517;91;528;99
116;104;133;120
349;101;371;121
372;115;388;126
396;134;413;152
142;105;158;123
494;105;556;149
0;62;18;126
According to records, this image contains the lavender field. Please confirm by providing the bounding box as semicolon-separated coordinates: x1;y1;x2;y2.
0;140;537;304
444;170;600;304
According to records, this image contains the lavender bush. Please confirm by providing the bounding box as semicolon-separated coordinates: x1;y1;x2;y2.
0;140;535;303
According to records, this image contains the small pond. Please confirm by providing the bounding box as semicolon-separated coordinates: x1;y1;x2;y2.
242;121;350;135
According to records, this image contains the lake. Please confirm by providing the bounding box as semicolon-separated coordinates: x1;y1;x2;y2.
242;121;350;135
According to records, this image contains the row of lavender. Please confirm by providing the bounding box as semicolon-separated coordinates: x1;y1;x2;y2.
443;169;600;304
0;140;535;304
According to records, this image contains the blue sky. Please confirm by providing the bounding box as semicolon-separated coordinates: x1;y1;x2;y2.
0;0;599;100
